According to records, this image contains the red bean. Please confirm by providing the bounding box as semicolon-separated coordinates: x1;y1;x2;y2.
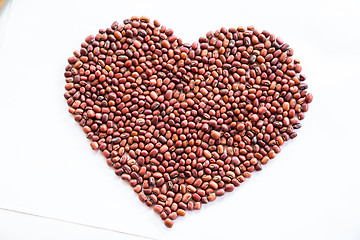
164;218;173;228
305;93;313;103
64;16;312;228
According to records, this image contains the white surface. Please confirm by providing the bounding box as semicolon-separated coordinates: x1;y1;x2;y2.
0;209;154;240
0;0;360;239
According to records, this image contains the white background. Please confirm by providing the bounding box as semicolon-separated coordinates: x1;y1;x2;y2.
0;0;359;239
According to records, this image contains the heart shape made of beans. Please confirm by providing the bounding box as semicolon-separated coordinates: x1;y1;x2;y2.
64;16;312;228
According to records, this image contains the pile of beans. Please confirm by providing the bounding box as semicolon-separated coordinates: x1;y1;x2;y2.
64;16;312;228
